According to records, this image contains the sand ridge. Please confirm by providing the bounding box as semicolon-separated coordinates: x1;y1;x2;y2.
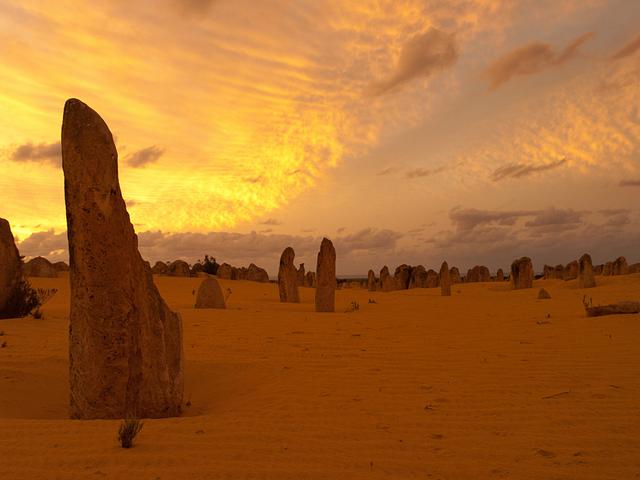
1;273;639;479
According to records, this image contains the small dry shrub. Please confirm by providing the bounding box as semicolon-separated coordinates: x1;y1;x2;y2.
118;418;143;448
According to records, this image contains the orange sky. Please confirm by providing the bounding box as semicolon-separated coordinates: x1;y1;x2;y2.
1;0;639;274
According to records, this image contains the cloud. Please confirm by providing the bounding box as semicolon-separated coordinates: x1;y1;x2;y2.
405;165;447;179
487;32;593;89
492;158;567;181
125;146;164;168
368;28;458;96
619;179;640;187
10;141;61;166
16;229;67;260
611;34;640;60
524;207;584;232
259;218;282;226
449;207;535;231
377;166;400;176
172;0;217;15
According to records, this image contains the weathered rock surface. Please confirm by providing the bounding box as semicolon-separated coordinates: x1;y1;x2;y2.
306;271;316;288
426;269;439;288
194;277;226;309
246;263;269;282
23;256;58;278
0;218;24;317
315;238;336;312
62;98;182;419
167;260;191;277
496;268;504;281
440;261;451;296
394;264;412;290
577;254;596;289
466;265;491;283
563;261;578;281
216;263;232;279
612;256;629;276
408;265;427;289
510;257;533;289
278;247;300;303
54;261;70;272
367;269;377;291
537;288;551;299
602;261;613;276
449;267;461;284
297;263;306;287
151;261;169;275
380;266;395;292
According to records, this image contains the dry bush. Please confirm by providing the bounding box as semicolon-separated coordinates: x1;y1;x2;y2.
118;418;143;449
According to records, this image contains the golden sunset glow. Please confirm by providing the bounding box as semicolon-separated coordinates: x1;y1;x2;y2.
1;0;639;273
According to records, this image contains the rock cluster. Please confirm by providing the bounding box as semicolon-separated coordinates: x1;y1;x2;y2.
167;260;191;277
315;238;336;312
23;256;58;278
510;257;533;289
449;267;461;284
278;247;300;303
62;99;182;419
465;265;491;283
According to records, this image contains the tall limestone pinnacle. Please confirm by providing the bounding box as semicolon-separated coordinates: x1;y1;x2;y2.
62;98;183;419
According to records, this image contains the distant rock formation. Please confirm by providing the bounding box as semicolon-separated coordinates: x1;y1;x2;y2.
594;264;604;275
537;288;551;299
602;261;613;276
297;263;306;287
408;265;427;289
426;269;439;288
246;263;269;282
167;260;191;277
449;267;461;284
629;263;640;274
563;260;578;280
151;261;169;275
380;266;394;292
278;247;300;303
367;269;377;291
0;218;24;317
54;261;70;272
466;265;491;283
216;263;232;279
194;277;226;309
495;268;504;281
23;256;58;278
510;257;533;289
306;271;316;287
612;256;629;276
394;264;412;290
315;238;336;312
62;98;182;419
440;261;451;296
577;254;596;289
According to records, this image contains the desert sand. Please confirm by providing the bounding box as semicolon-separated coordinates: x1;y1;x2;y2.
1;272;639;479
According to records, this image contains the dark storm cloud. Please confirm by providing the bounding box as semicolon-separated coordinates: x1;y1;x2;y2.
492;158;567;181
487;32;593;89
124;145;165;168
10;141;61;166
611;34;640;60
368;28;458;96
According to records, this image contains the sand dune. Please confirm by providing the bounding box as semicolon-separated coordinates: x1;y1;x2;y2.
1;273;639;479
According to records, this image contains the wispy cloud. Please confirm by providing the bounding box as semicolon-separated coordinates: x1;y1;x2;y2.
492;158;567;181
619;179;640;187
487;32;593;89
368;28;458;96
611;34;640;60
405;165;447;179
260;218;282;226
125;146;165;168
10;141;61;166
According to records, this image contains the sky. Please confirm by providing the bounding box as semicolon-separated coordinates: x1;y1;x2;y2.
1;0;639;276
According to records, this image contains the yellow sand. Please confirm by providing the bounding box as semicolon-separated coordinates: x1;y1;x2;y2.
1;273;639;479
